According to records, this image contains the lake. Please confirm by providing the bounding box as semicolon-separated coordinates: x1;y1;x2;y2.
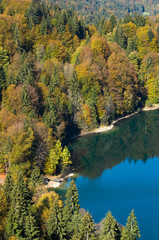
59;110;159;240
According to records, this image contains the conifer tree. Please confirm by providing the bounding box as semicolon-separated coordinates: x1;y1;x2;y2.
6;172;31;239
79;211;97;240
63;180;80;239
25;213;40;240
126;38;137;56
157;26;159;39
47;201;66;240
65;180;80;215
68;71;80;121
17;52;36;85
121;209;141;240
43;94;57;129
0;186;8;239
147;29;154;42
4;171;14;205
114;26;127;49
100;211;121;240
70;212;82;240
109;15;117;31
21;85;32;114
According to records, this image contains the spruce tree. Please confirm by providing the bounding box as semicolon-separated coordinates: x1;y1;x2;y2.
157;26;159;39
47;201;66;240
100;211;121;240
6;172;31;239
43;94;57;129
121;209;141;240
110;15;117;31
70;212;82;240
21;85;32;114
79;211;97;240
147;29;154;42
68;71;80;121
0;185;8;239
114;26;127;49
4;171;14;205
63;180;80;238
25;213;40;240
126;38;137;56
64;180;80;215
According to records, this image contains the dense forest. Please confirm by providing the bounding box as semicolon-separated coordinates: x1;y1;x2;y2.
51;0;159;23
0;0;159;238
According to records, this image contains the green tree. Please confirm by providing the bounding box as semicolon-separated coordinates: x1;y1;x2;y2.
47;201;66;240
26;0;43;28
45;140;63;174
63;180;80;238
21;85;32;114
157;26;159;39
0;47;9;100
13;24;22;51
43;94;57;130
121;209;141;240
114;26;127;49
0;186;8;239
17;52;36;85
100;211;121;240
79;211;97;240
68;71;80;121
45;140;72;174
109;15;117;31
6;172;31;239
25;213;40;240
126;38;137;56
147;29;154;42
62;146;72;169
4;171;14;205
70;212;82;240
65;180;80;215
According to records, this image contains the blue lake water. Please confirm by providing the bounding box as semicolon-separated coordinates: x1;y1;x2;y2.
58;110;159;240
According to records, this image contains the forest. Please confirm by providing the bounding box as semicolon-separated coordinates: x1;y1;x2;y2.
0;0;159;238
51;0;159;23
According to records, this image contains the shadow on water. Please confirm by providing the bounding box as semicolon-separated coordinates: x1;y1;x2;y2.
69;110;159;178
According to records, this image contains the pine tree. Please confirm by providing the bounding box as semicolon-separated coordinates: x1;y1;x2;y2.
6;172;31;239
4;171;14;205
47;201;66;240
70;212;82;240
110;15;117;31
25;213;40;240
114;26;127;49
43;94;57;129
0;185;8;239
147;29;154;42
157;26;159;39
63;180;80;238
26;0;43;28
65;180;80;215
100;211;121;240
121;209;141;240
21;85;32;114
13;24;22;51
123;14;133;24
79;211;97;240
126;38;137;56
68;71;80;121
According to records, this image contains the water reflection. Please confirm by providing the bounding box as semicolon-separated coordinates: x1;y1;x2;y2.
69;110;159;178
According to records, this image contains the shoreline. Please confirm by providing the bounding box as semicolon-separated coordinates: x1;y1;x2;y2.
45;173;74;188
77;104;159;137
2;105;157;188
47;104;159;189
